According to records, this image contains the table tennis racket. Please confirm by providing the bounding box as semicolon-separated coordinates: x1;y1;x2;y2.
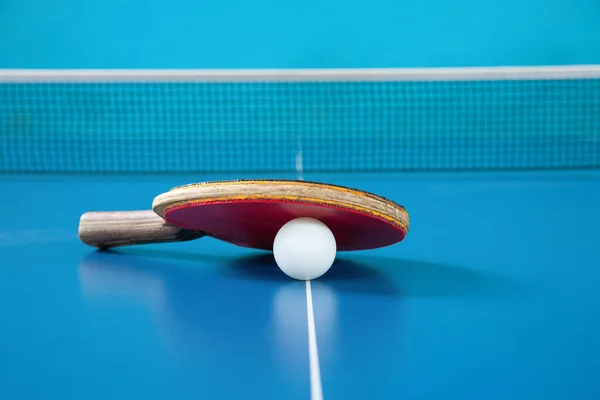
78;179;410;251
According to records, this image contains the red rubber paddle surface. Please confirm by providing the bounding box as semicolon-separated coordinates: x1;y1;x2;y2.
162;200;406;251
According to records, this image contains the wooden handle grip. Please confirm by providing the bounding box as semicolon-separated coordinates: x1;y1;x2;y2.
78;210;205;249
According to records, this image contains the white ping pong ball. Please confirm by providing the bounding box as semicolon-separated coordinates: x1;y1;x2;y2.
273;217;337;281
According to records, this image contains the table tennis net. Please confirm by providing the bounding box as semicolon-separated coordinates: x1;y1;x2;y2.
1;66;599;173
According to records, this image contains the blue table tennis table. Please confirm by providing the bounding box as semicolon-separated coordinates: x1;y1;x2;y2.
1;166;599;399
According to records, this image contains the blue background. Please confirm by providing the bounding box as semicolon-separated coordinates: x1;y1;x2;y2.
1;0;600;69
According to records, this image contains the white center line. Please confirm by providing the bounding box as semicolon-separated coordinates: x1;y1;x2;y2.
306;280;324;400
296;139;304;181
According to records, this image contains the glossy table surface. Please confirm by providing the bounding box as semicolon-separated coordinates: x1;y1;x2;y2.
1;170;599;400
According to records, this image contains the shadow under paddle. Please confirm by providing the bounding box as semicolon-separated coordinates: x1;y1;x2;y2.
85;247;532;301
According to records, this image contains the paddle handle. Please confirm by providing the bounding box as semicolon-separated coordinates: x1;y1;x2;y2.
78;210;205;249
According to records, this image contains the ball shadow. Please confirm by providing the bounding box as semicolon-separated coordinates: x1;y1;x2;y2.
220;252;401;296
